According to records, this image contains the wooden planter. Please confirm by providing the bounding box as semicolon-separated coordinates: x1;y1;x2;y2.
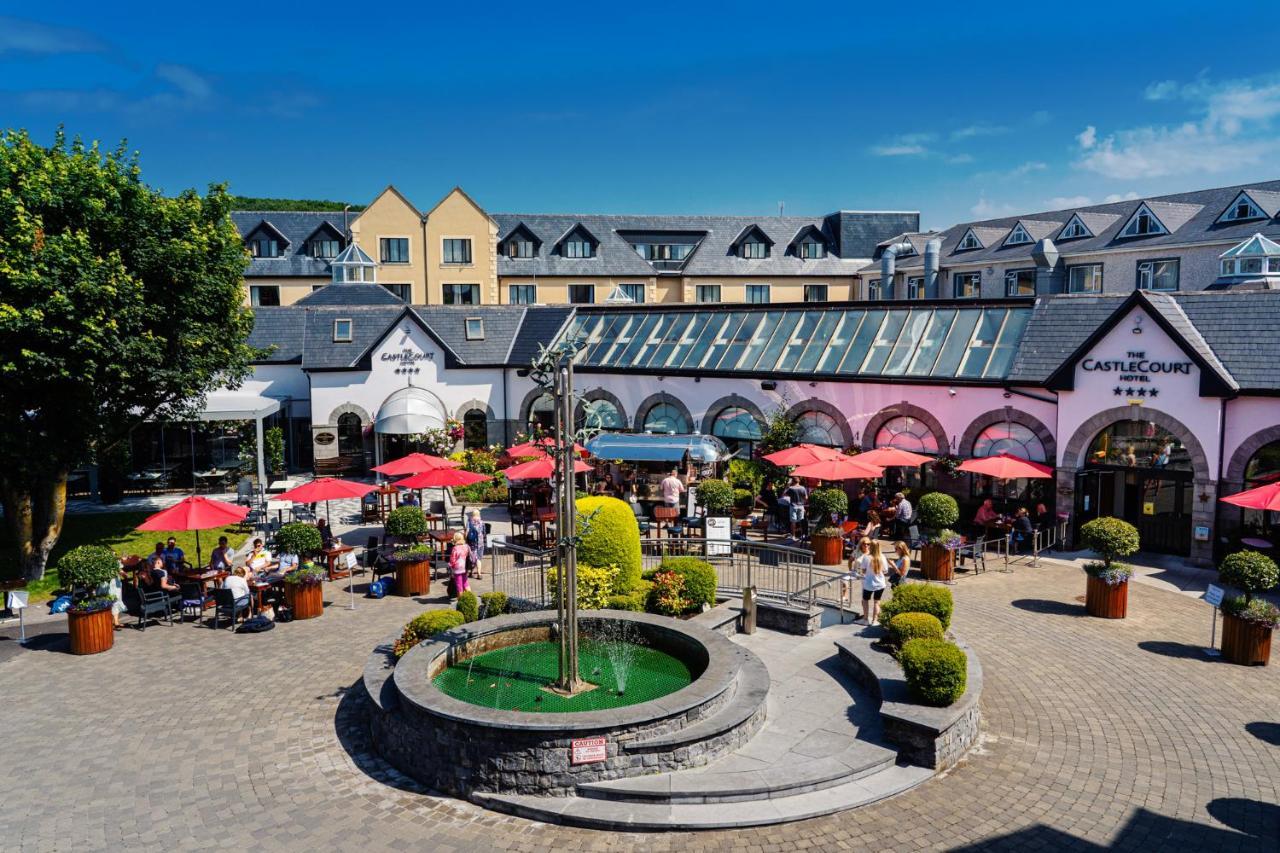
394;558;432;597
920;545;955;582
286;583;324;619
1085;575;1128;619
810;533;844;567
1221;612;1272;666
67;607;114;655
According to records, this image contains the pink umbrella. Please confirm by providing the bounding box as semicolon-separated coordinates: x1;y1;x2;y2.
394;469;490;490
274;477;379;527
1221;482;1280;512
790;456;885;481
855;446;934;468
137;495;249;567
371;453;459;476
504;456;593;480
957;452;1054;480
506;438;589;458
762;444;846;467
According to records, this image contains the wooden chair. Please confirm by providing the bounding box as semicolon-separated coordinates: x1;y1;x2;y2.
653;506;679;537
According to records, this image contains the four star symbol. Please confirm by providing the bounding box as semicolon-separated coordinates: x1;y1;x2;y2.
1113;386;1159;397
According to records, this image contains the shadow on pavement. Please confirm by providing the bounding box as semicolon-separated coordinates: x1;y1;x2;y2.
1244;721;1280;746
1137;640;1217;662
1009;598;1085;617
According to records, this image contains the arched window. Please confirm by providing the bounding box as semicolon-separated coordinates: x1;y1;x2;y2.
973;422;1047;463
463;409;488;449
874;416;939;455
528;394;555;432
643;403;689;434
1086;421;1189;470
795;410;842;447
711;407;763;456
1245;440;1280;486
337;413;363;457
579;399;625;431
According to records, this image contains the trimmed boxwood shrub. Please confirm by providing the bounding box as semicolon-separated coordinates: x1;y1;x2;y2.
385;505;428;539
660;556;717;610
393;608;466;658
1079;517;1140;568
899;639;967;706
456;590;479;622
55;545;121;592
809;487;849;523
887;612;944;647
479;591;508;618
917;492;959;532
694;479;735;516
576;496;642;593
733;488;755;511
1218;550;1279;602
879;582;954;630
276;521;322;557
606;581;652;612
548;564;617;610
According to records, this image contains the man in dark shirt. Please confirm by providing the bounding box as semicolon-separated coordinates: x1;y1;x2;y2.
161;537;185;572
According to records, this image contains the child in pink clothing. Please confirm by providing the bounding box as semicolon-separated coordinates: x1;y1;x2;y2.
448;531;471;597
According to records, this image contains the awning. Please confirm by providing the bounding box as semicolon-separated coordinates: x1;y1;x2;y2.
376;386;446;435
586;433;731;464
197;392;282;421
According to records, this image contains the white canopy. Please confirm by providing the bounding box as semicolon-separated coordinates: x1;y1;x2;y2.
375;386;446;435
197;393;281;422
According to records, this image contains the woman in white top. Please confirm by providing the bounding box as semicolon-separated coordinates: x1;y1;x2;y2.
223;565;252;606
844;537;873;606
861;541;889;624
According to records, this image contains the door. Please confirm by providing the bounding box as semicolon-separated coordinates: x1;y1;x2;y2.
1129;470;1192;555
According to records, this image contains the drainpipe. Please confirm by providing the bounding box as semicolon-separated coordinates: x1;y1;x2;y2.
881;241;913;300
923;238;942;299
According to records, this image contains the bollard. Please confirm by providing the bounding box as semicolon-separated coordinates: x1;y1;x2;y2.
742;585;757;634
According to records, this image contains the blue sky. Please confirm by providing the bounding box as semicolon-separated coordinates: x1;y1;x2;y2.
4;2;1280;228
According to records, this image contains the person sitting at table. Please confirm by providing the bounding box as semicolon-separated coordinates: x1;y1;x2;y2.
148;542;166;572
161;537;186;572
974;498;1000;528
316;518;334;549
223;565;252;608
399;491;420;508
855;487;872;523
1011;507;1034;554
276;551;299;573
244;538;272;572
891;492;914;538
863;509;882;543
139;554;179;594
209;536;235;572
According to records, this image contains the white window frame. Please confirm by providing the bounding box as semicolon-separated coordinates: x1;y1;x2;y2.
333;318;353;342
1059;215;1091;240
508;283;537;304
741;240;767;259
745;283;771;304
1218;191;1266;223
867;279;883;300
465;317;484;340
953;271;981;298
618;283;646;304
1004;223;1032;246
440;237;473;265
1067;263;1104;294
1119;204;1168;238
1137;258;1179;292
563;239;593;259
379;236;411;264
1004;268;1036;297
249;285;280;307
799;240;825;259
695;284;722;304
955;229;983;251
906;276;925;299
803;283;829;302
506;238;534;258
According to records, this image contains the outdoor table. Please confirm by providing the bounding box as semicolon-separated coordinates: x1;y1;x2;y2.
1241;537;1273;551
321;544;356;580
249;573;285;612
374;485;399;522
266;499;292;525
423;512;443;529
267;479;296;494
174;568;228;609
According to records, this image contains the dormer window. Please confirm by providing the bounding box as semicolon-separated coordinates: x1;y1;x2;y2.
1119;204;1168;237
741;240;767;259
249;238;280;258
1218;191;1267;223
955;229;983;251
564;239;592;259
309;238;340;259
799;240;825;259
1004;223;1033;246
501;223;541;259
1059;215;1091;240
333;319;353;342
506;239;534;258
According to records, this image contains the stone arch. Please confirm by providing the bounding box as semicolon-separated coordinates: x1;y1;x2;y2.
861;402;950;455
573;388;628;428
1225;425;1280;490
325;402;372;427
1062;406;1209;477
633;391;694;434
453;398;495;421
699;394;766;437
959;407;1056;463
518;387;555;426
783;398;855;448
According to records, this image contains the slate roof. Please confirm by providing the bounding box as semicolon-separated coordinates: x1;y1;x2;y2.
248;307;305;363
296;284;404;306
232;211;351;278
893;179;1280;271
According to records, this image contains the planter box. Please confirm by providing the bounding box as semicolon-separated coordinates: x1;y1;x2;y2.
1221;612;1272;666
1085;575;1128;619
394;558;432;597
920;545;955;582
810;533;844;567
286;583;324;619
67;607;114;655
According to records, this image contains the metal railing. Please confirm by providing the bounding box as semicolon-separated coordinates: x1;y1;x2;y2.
484;540;555;608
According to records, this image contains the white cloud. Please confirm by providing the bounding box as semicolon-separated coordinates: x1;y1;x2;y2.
1076;125;1097;149
154;64;213;101
951;123;1008;141
1144;80;1180;101
870;132;935;157
1046;195;1093;208
1104;191;1140;203
973;161;1048;182
0;16;104;55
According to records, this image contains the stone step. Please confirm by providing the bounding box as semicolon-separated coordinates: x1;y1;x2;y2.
576;739;897;803
473;763;933;830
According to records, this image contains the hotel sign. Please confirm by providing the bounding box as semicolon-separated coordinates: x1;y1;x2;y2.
1081;350;1193;399
380;349;434;364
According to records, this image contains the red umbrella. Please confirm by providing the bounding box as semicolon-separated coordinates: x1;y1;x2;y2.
855;446;934;468
371;453;459;476
137;495;249;567
957;452;1054;480
762;443;846;466
394;469;490;490
504;456;593;480
506;438;588;458
1221;482;1280;512
790;456;884;481
275;478;379;528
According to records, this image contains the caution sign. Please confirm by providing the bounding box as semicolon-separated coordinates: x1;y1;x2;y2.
571;736;608;765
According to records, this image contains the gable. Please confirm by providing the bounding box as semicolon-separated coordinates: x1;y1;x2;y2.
553;223;600;256
729;223;775;250
370;315;444;384
788;224;829;256
955;227;984;251
1217;190;1277;224
1117;203;1169;238
245;220;290;246
501;222;542;256
1058;214;1093;240
1004;222;1033;246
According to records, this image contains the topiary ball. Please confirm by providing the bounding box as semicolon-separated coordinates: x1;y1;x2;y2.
1219;550;1279;600
385;506;429;539
276;522;322;557
917;493;960;531
575;496;642;593
660;557;717;610
1079;517;1140;564
879;582;954;630
899;638;968;706
888;611;944;646
55;545;121;591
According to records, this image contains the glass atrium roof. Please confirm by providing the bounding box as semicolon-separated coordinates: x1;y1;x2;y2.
561;305;1032;381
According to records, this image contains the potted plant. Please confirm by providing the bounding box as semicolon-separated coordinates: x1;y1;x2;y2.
732;488;755;519
1217;550;1279;666
386;544;434;597
55;545;121;655
809;487;849;566
1079;517;1140;619
917;493;960;581
283;563;327;619
385;505;428;543
276;522;322;563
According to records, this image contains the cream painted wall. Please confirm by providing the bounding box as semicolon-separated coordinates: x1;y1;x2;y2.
497;277;658;305
424;189;499;305
678;277;858;304
349;187;426;302
244;277;328;306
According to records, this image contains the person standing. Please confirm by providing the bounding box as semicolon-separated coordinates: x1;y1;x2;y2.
845;537;873;610
660;468;685;508
890;541;911;587
448;531;471;600
465;509;486;579
783;477;808;538
893;492;914;539
861;541;889;625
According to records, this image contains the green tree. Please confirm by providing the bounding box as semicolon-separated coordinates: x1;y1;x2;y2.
0;129;255;580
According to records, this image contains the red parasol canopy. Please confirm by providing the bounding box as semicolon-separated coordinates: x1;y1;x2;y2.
854;446;934;468
790;456;884;481
371;453;459;476
504;456;593;480
957;452;1054;480
762;444;846;467
394;469;490;490
1220;482;1280;512
275;477;378;504
505;438;588;458
136;496;250;567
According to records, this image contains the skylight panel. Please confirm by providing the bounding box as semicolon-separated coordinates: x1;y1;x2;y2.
906;309;955;376
838;310;887;373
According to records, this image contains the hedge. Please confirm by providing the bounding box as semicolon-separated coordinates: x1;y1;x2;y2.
809;487;848;523
694;479;735;516
479;591;508;618
393;608;466;658
456;590;479;622
879;582;954;630
887;612;944;647
899;638;967;706
548;564;617;610
576;496;642;593
605;581;652;612
660;556;717;610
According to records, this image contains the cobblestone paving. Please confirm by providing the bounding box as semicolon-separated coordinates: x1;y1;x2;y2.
1;562;1277;852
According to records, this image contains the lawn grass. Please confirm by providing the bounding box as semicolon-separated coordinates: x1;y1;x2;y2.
1;512;252;602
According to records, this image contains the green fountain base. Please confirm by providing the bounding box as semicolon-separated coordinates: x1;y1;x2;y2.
433;640;693;713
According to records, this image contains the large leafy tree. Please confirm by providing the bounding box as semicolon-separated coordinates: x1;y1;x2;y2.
0;129;255;580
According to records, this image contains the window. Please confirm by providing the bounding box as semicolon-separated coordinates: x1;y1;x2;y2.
1221;256;1278;276
380;237;409;263
795;411;843;447
1004;268;1036;297
309;238;340;258
1119;204;1167;237
464;318;484;340
1137;259;1179;291
381;283;411;301
745;284;770;304
636;243;692;261
311;285;324;292
508;284;537;304
1004;223;1032;246
804;284;829;302
874;415;939;455
906;276;926;299
569;284;595;304
799;240;825;259
1219;192;1265;223
1087;420;1188;470
248;238;280;258
463;409;488;449
974;422;1047;463
1068;264;1103;293
1059;215;1091;240
741;240;767;259
865;279;883;300
608;283;642;303
696;284;721;303
249;285;280;307
579;399;625;431
528;394;555;431
506;239;534;258
443;284;479;305
953;272;981;298
337;413;362;457
643;403;689;434
332;319;352;342
563;240;593;259
711;406;763;456
442;238;472;264
955;229;982;251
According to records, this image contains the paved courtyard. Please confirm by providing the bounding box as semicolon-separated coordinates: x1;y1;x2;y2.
1;559;1276;851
